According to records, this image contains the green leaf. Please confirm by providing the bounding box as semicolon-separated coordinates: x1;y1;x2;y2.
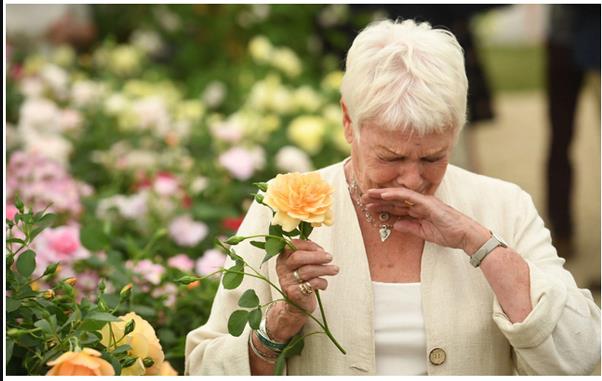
250;240;265;249
131;304;155;317
273;333;305;375
80;331;102;345
36;212;56;229
283;334;305;358
269;224;284;236
262;238;286;264
16;250;36;277
282;228;300;237
227;310;249;336
111;344;132;355
33;319;53;335
6;237;25;245
238;289;259;308
248;308;262;330
80;319;107;332
222;264;244;289
6;298;20;313
80;223;110;251
85;311;120;322
299;222;313;240
6;338;14;364
101;351;122;376
29;227;45;242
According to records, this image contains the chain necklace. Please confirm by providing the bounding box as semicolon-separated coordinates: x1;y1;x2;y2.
347;179;397;242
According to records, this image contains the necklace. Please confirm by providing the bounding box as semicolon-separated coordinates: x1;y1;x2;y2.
347;179;397;242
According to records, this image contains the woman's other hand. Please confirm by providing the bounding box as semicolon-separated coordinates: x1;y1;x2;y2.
363;188;490;255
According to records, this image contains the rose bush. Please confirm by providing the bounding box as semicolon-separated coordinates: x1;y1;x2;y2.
5;4;360;374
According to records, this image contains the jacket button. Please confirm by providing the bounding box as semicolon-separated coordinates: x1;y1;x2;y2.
429;348;446;365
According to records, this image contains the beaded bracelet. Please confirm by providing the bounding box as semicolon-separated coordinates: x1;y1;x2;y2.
248;331;278;364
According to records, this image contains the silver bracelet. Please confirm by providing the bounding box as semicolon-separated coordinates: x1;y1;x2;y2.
249;331;278;364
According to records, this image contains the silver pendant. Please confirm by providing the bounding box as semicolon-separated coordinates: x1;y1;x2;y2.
379;225;391;242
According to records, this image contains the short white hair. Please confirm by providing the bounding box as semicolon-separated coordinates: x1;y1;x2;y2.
340;19;468;137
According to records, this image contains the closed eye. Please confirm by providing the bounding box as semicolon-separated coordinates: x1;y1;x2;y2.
422;156;443;163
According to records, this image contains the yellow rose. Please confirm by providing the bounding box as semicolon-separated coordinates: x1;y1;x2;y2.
158;360;178;376
248;35;273;63
100;312;164;375
271;47;302;77
287;116;326;154
46;348;114;376
109;45;142;76
264;172;334;232
321;70;344;92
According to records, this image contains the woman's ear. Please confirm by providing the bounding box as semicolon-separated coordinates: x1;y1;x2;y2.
340;100;353;144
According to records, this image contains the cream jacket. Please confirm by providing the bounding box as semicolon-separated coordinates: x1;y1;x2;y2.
185;161;600;375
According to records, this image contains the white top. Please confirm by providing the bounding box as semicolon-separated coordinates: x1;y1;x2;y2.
372;281;427;375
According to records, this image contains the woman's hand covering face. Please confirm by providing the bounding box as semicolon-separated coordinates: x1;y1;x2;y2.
362;187;490;254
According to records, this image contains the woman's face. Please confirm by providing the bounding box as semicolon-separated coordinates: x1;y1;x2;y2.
344;114;455;196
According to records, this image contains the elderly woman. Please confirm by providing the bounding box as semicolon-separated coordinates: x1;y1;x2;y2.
185;19;600;375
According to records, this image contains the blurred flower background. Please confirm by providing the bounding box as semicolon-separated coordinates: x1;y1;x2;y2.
5;4;353;375
5;3;600;375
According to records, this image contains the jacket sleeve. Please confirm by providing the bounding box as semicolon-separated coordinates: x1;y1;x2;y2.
185;200;275;375
491;188;601;375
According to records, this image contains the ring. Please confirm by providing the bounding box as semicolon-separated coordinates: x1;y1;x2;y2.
403;200;415;207
299;282;313;296
293;270;303;283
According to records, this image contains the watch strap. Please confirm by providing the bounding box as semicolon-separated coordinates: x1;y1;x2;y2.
470;231;507;268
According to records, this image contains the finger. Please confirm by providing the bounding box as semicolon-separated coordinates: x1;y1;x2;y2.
287;250;332;269
285;277;328;299
364;187;423;205
365;202;411;216
306;277;328;291
295;264;339;282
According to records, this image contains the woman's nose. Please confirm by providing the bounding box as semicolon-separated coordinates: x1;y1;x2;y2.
395;163;423;191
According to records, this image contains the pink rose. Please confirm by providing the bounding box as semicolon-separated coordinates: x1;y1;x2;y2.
167;254;195;272
126;259;165;285
153;172;179;196
151;283;178;308
168;215;208;247
31;224;90;276
195;249;226;276
218;147;257;181
6;204;18;220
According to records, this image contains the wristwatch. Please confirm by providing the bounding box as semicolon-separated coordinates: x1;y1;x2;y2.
469;231;507;268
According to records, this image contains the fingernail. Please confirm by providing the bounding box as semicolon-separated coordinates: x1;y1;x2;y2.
334;266;340;273
326;253;333;260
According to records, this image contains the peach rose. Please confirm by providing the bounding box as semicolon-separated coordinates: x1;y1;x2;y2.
100;312;164;375
46;348;114;376
158;360;178;375
263;172;334;232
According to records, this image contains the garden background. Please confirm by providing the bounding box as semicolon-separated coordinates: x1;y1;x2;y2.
5;4;601;376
